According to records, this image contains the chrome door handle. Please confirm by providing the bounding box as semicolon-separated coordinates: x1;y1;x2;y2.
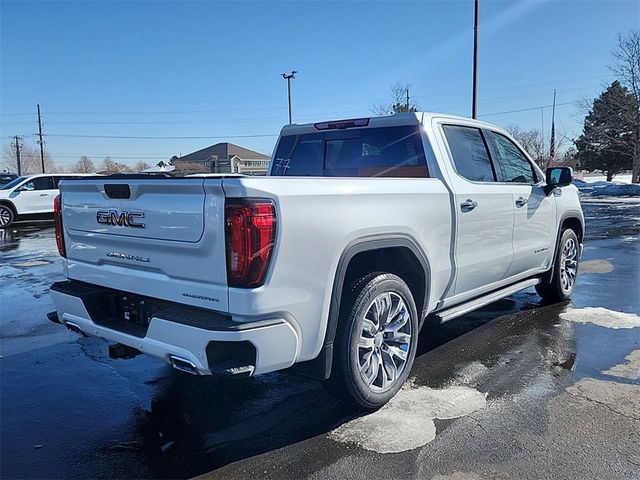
460;199;478;212
515;197;528;207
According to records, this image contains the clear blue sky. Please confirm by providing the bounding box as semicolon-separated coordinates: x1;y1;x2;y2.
1;0;638;169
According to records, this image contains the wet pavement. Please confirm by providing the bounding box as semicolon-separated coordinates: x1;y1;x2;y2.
1;199;639;479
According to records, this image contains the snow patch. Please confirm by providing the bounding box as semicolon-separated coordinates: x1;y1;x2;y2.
578;259;614;274
574;179;640;197
560;307;640;329
603;350;640;381
329;385;487;454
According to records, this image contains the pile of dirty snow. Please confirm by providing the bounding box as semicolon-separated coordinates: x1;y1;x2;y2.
573;179;640;197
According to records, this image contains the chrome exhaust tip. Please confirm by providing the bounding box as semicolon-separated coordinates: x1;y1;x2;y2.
65;321;86;336
169;355;200;375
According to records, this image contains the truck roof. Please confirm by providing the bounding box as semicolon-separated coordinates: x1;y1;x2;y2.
279;112;508;136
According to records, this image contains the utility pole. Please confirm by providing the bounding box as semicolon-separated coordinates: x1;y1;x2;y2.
472;0;479;119
281;71;297;125
406;87;410;111
37;104;45;173
12;136;23;176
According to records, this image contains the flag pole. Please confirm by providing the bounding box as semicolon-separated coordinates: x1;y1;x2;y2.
549;89;557;167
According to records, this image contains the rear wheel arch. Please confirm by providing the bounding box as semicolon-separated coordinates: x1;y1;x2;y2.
0;200;17;227
0;200;17;215
306;235;431;380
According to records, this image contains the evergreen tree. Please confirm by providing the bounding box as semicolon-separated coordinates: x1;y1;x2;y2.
575;81;635;181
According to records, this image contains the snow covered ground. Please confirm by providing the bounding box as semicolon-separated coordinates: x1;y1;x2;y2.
581;174;632;184
575;175;639;197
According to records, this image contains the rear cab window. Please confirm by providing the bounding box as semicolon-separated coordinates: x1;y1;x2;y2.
271;125;429;178
442;125;496;182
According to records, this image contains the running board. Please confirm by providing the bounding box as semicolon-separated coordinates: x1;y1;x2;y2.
434;278;540;323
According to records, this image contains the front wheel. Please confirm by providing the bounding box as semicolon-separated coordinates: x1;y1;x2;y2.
329;273;419;409
536;229;580;302
0;204;15;228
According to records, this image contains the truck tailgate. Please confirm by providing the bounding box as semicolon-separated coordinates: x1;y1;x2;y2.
59;177;229;312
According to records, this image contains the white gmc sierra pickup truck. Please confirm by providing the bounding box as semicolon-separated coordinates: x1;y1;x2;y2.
49;112;584;408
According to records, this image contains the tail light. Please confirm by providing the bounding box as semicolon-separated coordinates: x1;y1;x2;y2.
225;199;276;288
53;194;66;258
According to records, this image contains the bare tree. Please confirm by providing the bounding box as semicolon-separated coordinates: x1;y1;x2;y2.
372;82;420;116
132;161;151;172
2;142;57;174
70;156;96;173
171;161;209;176
610;31;640;183
98;156;131;174
506;124;569;170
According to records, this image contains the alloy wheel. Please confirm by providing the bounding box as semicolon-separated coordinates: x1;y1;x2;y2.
560;237;578;294
357;292;412;392
0;206;12;227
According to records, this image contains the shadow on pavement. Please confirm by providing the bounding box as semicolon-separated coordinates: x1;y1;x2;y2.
115;293;575;479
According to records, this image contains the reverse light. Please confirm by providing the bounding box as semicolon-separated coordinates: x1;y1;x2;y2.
53;194;66;258
314;117;370;130
225;199;276;288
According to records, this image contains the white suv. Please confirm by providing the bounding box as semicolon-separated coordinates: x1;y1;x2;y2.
0;174;93;228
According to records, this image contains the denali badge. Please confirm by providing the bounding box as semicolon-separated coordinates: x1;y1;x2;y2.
97;210;145;228
106;251;150;263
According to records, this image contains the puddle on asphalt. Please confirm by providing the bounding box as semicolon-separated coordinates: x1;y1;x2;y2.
602;350;640;380
329;384;487;454
560;307;640;329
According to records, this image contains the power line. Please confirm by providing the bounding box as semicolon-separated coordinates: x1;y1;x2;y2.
478;101;578;117
43;133;279;140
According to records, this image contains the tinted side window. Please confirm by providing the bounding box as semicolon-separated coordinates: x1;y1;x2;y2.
34;176;55;190
442;125;495;182
23;176;55;191
487;132;536;184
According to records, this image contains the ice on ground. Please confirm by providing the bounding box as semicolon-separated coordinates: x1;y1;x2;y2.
566;378;640;419
560;307;640;329
602;350;640;381
574;179;640;197
329;385;487;454
578;259;614;274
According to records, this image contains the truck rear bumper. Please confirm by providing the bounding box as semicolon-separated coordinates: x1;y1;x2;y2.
50;281;299;376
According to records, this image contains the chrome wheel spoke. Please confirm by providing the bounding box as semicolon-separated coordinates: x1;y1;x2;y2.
387;345;408;361
362;318;377;337
357;335;375;350
380;350;397;389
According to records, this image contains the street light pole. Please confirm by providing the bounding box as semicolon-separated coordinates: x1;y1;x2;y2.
472;0;479;119
281;71;297;124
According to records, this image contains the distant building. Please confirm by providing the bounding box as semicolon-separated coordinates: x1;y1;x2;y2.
172;142;270;175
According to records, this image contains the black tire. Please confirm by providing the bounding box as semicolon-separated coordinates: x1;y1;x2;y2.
328;273;419;409
536;228;579;302
0;204;15;228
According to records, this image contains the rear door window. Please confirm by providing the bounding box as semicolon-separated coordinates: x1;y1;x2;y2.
442;125;496;182
272;125;429;177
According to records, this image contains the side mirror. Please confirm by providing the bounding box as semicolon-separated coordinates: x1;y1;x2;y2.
545;167;573;194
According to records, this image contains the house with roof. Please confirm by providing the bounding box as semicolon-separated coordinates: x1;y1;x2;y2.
171;142;270;175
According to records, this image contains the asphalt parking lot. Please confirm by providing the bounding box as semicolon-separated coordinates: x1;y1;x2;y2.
1;198;639;480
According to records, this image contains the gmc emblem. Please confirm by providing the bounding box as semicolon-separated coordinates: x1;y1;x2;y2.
96;210;145;228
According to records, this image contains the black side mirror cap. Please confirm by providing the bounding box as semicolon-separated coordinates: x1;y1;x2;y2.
545;167;573;194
